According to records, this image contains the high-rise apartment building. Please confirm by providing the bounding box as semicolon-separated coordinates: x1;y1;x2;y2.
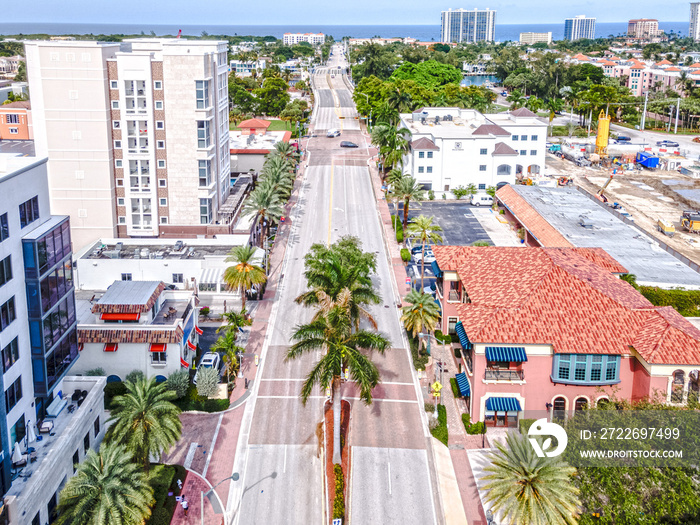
691;3;700;41
519;32;553;45
627;19;662;39
564;15;596;41
25;39;231;252
441;8;496;43
282;33;325;46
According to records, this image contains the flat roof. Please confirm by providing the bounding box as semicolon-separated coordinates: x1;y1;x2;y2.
0;153;45;181
79;236;249;260
512;185;700;289
229;130;290;151
97;281;162;306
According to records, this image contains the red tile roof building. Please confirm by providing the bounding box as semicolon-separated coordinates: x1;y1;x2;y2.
432;246;700;425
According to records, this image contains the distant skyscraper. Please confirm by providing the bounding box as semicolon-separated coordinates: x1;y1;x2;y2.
691;3;700;41
564;15;596;41
627;19;662;39
441;8;496;43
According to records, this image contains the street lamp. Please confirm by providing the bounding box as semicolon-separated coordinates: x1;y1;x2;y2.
201;472;240;525
359;92;372;132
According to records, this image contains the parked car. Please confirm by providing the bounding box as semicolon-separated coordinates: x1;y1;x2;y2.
615;136;631;143
327;129;341;138
470;194;494;207
501;91;508;96
656;140;679;148
414;249;436;263
411;245;429;255
340;141;358;148
193;352;222;385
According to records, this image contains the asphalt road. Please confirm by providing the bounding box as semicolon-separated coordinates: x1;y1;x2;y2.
229;44;439;525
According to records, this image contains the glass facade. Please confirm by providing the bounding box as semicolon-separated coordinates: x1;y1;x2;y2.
551;354;620;385
22;217;78;396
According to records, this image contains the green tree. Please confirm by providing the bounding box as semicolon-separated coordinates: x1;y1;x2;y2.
56;444;155;525
507;89;527;109
390;60;462;89
482;431;580;525
254;76;290;116
405;215;443;289
165;370;190;399
242;184;285;246
196;367;220;398
401;290;440;338
286;305;390;464
393;176;425;242
223;245;267;311
105;378;182;472
218;308;253;336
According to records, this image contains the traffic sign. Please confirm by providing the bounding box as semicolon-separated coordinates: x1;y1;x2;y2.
431;381;443;392
405;278;411;285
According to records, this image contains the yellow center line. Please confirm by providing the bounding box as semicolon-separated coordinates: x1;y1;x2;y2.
328;158;335;246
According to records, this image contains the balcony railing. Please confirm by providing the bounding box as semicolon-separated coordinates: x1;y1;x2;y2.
462;351;473;375
484;369;524;381
449;290;460;302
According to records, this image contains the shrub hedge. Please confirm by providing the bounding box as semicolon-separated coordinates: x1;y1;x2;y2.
172;384;230;412
103;381;127;409
518;418;537;435
430;404;448;446
408;332;430;371
145;464;176;525
462;414;486;435
400;248;411;262
449;378;460;398
638;286;700;317
332;463;345;519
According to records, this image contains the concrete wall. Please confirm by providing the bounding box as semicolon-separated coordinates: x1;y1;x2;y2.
71;342;181;380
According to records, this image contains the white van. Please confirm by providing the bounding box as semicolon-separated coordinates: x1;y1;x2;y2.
470;193;493;207
326;129;341;138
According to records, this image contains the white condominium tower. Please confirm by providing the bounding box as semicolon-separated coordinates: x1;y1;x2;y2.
25;39;231;251
441;8;496;43
691;3;700;41
564;15;596;41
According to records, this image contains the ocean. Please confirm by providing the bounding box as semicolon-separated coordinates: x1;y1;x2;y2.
0;22;689;42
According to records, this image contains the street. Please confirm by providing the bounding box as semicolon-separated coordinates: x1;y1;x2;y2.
227;45;439;524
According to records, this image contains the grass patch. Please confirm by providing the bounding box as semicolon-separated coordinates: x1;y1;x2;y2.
172;384;230;412
518;418;537;435
230;119;290;131
463;413;486;435
145;464;178;525
408;332;430;371
449;377;460;398
332;463;345;520
430;404;448;446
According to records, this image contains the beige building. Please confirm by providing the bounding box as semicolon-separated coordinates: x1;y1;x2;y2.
692;3;700;41
282;33;325;46
25;39;231;252
627;19;662;39
519;32;552;45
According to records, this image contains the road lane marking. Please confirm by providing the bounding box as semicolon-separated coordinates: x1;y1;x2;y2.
257;395;326;399
328;160;335;245
284;444;288;473
184;442;198;470
388;462;392;495
202;413;224;478
260;378;306;382
344;397;418;403
379;381;415;385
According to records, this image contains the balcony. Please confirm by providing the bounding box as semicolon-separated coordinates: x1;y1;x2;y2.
449;290;460;302
484;369;524;381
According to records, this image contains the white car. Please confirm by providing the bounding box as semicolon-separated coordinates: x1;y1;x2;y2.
414;250;436;263
326;129;341;138
193;352;221;385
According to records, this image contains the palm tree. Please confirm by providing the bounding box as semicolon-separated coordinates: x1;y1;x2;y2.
393;176;426;239
386;86;413;113
273;140;297;160
105;378;182;472
286;305;390;464
211;330;243;386
546;98;564;136
481;431;580;525
56;444;154;525
218;308;253;336
223;245;267;311
507;90;527;109
405;216;443;290
243;184;285;246
401;290;440;338
525;96;544;113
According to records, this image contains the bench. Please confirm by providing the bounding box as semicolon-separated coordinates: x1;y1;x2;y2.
45;396;68;418
38;420;54;434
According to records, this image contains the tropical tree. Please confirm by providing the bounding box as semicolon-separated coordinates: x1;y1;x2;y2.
525;95;544;113
273;140;297;160
217;308;252;336
56;444;155;525
105;378;182;472
405;215;443;289
393;176;425;240
370;124;411;174
211;330;243;386
546;98;564;135
401;290;440;340
466;183;478;200
223;245;266;311
481;431;580;525
507;90;527;109
286;304;390;464
243;183;285;245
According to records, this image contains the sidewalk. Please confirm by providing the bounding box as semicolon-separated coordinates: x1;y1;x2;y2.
171;471;223;525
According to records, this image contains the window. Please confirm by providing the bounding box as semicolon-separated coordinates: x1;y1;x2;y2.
159;198;167;207
156;121;164;130
574;356;587;381
553;354;620;384
19;196;40;228
160;217;168;224
195;80;210;109
418;166;424;173
84;432;90;454
117;198;125;206
512;135;519;141
520;135;527;141
155;101;163;109
118;216;126;224
94;416;100;438
0;255;11;288
199;159;211;186
2;337;19;373
0;213;7;242
479;165;486;171
5;376;22;411
110;80;118;89
447;317;458;335
520;150;527;156
72;450;79;473
158;179;167;187
557;355;570;380
200;198;212;225
531;135;538;141
114;140;122;149
530;150;537;156
418;151;424;159
590;355;602;381
112;120;120;129
121;273;132;281
157;140;165;149
115;159;123;168
480;148;487;155
478;183;486;190
426;166;433;173
6;114;19;124
154;81;162;90
427;151;433;159
9;128;17;135
197;121;211;148
172;273;184;283
152;352;167;364
606;360;617;381
158;160;166;169
112;100;119;109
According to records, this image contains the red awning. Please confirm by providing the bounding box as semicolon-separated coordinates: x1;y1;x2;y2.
149;343;166;353
187;340;196;350
103;343;118;352
100;313;140;322
180;357;189;368
195;326;203;335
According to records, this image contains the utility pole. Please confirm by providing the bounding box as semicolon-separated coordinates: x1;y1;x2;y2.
640;91;649;131
674;98;680;134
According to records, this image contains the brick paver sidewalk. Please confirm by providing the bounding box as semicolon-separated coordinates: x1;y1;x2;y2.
171;471;223;525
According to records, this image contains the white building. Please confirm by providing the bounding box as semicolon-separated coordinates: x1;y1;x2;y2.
691;3;700;41
441;8;496;43
564;15;596;41
230;59;267;76
73;280;200;382
519;32;552;45
399;107;548;194
25;39;232;252
627;19;663;39
282;33;325;46
75;236;260;294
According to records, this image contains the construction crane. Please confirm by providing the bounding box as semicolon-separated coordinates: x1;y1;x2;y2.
595;109;610;157
595;174;614;203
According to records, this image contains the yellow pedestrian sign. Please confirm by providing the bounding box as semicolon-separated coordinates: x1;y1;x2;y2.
431;381;443;392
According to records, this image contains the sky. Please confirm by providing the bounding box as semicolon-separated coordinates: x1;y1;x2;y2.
2;1;692;25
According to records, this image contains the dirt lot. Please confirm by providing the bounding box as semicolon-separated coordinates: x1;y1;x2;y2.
544;153;700;267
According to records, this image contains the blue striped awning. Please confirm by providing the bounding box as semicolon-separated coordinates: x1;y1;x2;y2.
485;346;528;362
455;322;470;349
431;260;442;278
455;373;470;397
486;397;522;412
